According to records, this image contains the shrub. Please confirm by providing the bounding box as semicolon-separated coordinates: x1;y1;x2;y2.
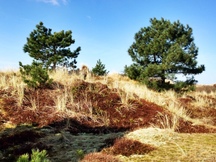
143;78;171;92
143;78;195;93
92;59;109;76
173;81;195;93
19;61;53;89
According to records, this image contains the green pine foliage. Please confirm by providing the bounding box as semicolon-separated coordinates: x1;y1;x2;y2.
17;149;50;162
17;154;29;162
23;22;81;70
92;59;109;76
19;61;53;89
125;17;205;91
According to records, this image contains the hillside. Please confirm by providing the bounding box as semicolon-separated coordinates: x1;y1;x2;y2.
0;70;216;161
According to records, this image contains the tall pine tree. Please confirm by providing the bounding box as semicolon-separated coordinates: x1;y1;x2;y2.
23;22;81;70
125;18;205;90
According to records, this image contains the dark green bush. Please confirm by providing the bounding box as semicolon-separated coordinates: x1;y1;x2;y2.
173;81;195;93
142;77;196;93
19;61;53;89
92;59;109;76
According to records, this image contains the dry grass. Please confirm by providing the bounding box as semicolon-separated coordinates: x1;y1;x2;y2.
3;70;214;124
81;152;121;162
0;70;25;106
0;70;21;88
1;69;215;129
96;74;216;129
189;91;216;108
92;74;190;129
152;112;180;131
54;90;68;112
125;127;176;147
122;128;216;162
1;69;216;161
102;137;156;157
28;91;39;111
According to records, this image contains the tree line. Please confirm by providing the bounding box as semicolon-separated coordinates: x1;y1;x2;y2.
19;18;205;91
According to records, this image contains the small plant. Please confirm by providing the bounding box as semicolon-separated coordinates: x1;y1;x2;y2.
76;149;85;160
19;61;53;89
92;59;109;76
17;149;50;162
17;153;29;162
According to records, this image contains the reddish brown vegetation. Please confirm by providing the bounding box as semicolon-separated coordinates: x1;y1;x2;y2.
0;81;171;132
72;81;171;130
1;88;64;127
102;137;156;156
81;152;121;162
177;119;216;133
1;80;216;161
178;95;216;126
1;80;216;134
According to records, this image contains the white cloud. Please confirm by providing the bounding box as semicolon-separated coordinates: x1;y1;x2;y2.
61;0;68;5
36;0;69;6
86;15;92;21
36;0;58;5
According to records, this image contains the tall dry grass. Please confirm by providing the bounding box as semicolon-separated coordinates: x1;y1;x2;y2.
49;70;110;124
188;90;216;108
0;70;25;106
96;73;189;122
1;69;215;129
92;73;216;129
71;71;210;128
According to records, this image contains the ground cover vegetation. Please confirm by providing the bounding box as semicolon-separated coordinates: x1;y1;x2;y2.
0;70;216;161
0;18;215;161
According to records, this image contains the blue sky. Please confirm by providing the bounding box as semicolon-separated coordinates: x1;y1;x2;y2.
0;0;215;84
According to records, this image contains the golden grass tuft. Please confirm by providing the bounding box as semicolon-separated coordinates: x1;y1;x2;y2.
0;70;25;107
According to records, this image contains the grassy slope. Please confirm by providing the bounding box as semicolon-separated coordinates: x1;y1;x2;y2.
0;70;216;161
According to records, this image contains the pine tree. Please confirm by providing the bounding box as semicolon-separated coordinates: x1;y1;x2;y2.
92;59;109;76
23;22;81;70
125;18;205;91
